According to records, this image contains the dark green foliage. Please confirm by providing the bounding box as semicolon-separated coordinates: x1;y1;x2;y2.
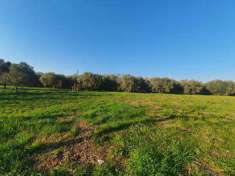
0;59;11;76
1;60;41;90
100;74;121;91
0;59;11;88
135;77;151;93
9;62;41;88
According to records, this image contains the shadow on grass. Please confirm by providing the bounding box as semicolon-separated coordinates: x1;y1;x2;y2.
30;137;82;155
29;113;176;156
0;89;112;101
93;115;112;125
95;116;175;138
0;91;59;101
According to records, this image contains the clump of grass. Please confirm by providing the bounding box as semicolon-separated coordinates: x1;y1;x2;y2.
109;125;198;176
70;120;81;137
127;141;196;176
92;162;121;176
51;167;70;176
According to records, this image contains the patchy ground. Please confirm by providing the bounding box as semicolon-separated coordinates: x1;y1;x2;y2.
34;120;107;171
1;88;235;175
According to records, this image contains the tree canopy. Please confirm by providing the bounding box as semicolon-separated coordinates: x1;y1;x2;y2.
1;59;235;96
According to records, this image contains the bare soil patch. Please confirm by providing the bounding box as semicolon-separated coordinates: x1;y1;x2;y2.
34;120;107;171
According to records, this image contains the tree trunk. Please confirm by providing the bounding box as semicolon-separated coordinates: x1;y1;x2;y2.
3;83;6;89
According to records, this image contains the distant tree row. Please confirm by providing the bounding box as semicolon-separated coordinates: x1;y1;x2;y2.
1;59;235;96
72;73;235;96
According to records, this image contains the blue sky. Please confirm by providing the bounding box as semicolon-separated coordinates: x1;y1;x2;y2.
0;0;234;81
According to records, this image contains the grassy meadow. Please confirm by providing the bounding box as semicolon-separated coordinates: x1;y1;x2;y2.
0;88;235;175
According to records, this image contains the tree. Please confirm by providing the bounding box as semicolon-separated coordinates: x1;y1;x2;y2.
135;77;151;93
180;80;208;95
8;64;26;92
76;72;104;90
65;76;75;89
8;62;40;91
100;74;120;91
120;75;137;92
40;73;56;88
0;59;11;88
225;81;235;96
150;77;183;94
40;72;85;90
0;73;10;89
206;80;235;96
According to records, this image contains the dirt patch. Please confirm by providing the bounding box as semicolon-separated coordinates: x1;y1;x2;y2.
34;120;107;171
194;161;225;176
177;127;192;133
65;120;106;165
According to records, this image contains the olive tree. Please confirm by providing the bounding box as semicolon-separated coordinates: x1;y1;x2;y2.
150;77;182;94
206;80;235;96
180;80;208;95
40;73;71;88
76;72;104;90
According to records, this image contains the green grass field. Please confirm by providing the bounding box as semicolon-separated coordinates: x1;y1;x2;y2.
0;88;235;175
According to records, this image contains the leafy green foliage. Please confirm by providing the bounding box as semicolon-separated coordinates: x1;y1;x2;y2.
0;59;11;88
2;59;235;96
40;72;73;89
206;80;235;95
181;80;209;95
76;72;104;91
150;77;183;94
9;62;41;87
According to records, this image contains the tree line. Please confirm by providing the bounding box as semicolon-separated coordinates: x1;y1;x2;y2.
1;59;235;96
